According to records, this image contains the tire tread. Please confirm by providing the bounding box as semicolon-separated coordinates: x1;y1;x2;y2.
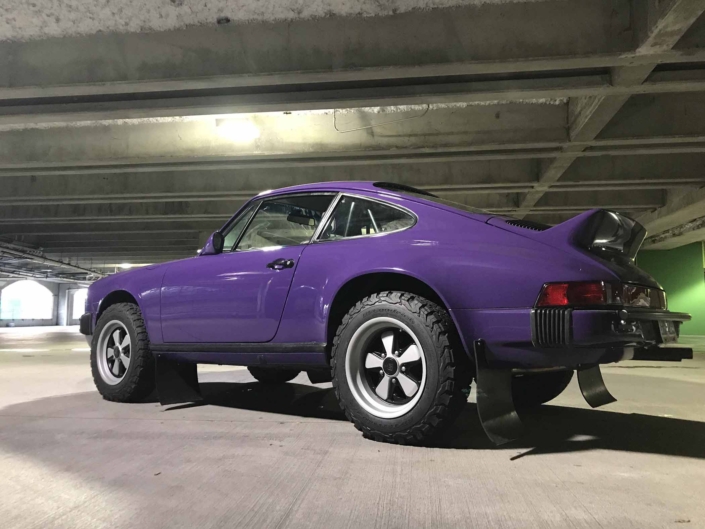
330;291;470;445
91;302;155;403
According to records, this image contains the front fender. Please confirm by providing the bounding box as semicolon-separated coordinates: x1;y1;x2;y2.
88;264;172;344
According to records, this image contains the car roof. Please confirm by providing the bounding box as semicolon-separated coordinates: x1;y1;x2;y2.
257;181;383;197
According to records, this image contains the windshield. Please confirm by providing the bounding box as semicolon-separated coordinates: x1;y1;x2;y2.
373;182;489;215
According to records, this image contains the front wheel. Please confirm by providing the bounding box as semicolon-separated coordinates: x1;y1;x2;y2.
91;303;155;402
331;292;471;445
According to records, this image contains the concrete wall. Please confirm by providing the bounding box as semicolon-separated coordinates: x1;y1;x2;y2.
638;242;705;336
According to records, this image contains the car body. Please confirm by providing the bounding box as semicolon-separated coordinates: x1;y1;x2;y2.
81;181;692;444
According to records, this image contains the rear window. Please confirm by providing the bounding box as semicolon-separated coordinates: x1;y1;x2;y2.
319;195;415;240
373;182;489;215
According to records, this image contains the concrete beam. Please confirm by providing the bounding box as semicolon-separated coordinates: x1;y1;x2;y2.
0;160;537;203
44;251;196;260
22;233;200;244
636;186;705;237
0;103;568;167
635;0;705;53
515;0;705;217
41;240;198;251
0;188;666;225
0;1;636;93
2;221;219;236
6;69;705;127
38;249;198;260
643;216;705;249
5;93;705;172
4;156;704;208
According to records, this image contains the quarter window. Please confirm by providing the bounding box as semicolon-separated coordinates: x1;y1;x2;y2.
222;202;259;253
236;194;336;251
318;195;415;241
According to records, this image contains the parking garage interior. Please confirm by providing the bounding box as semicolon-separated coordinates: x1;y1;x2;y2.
2;1;705;527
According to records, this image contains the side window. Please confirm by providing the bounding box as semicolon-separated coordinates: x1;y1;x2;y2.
221;201;258;253
236;194;336;251
319;195;415;241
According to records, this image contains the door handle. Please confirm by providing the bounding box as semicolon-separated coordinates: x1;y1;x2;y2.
267;258;295;270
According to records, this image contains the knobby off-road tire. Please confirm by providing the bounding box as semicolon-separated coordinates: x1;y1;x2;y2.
248;367;300;384
512;370;574;408
91;303;156;402
331;292;471;445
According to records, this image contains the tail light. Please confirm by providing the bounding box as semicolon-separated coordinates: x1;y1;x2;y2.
536;281;666;309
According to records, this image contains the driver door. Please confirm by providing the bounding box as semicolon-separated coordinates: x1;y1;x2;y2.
160;193;336;343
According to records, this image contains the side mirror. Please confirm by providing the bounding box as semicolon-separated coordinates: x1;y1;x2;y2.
200;232;224;256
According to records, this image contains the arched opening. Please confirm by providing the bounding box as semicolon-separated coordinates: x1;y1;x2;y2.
71;288;89;321
0;280;54;320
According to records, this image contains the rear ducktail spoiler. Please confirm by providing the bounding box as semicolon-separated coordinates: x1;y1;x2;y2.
489;209;647;261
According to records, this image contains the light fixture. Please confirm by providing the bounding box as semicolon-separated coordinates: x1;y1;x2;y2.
216;118;260;142
119;263;132;270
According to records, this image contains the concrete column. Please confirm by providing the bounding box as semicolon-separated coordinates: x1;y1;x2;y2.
57;284;69;326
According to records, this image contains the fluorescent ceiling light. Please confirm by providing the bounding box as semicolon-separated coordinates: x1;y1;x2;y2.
119;263;132;269
216;118;260;142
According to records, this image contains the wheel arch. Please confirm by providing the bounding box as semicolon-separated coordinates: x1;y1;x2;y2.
97;290;140;321
325;271;469;359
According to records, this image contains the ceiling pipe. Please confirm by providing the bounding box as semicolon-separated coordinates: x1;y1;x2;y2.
0;269;89;284
0;242;104;278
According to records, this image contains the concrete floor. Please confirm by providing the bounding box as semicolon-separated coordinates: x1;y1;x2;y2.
1;327;704;528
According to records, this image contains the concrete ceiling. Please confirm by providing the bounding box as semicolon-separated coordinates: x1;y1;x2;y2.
1;0;705;278
0;0;541;42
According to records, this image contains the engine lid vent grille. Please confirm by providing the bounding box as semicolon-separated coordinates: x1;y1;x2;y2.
505;219;550;232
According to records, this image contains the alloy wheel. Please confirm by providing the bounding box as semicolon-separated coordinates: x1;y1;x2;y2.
345;317;427;419
96;320;132;385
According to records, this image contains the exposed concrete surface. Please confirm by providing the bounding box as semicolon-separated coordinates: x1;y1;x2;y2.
0;0;540;42
1;326;704;528
2;0;705;265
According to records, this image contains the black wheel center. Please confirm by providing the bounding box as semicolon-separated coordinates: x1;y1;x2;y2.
113;346;121;359
382;357;398;376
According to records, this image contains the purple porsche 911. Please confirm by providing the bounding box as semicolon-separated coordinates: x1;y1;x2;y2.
80;181;692;445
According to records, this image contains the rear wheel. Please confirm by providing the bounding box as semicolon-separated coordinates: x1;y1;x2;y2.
512;370;574;408
248;367;300;384
91;303;155;402
331;292;470;445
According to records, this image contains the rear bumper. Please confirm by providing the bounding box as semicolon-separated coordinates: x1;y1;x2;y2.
450;307;692;369
532;308;691;348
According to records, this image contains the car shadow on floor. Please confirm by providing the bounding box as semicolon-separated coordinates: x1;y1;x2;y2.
168;381;705;459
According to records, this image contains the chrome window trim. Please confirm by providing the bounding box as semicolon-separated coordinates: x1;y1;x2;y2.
220;199;262;253
230;192;338;253
311;193;343;241
313;192;418;244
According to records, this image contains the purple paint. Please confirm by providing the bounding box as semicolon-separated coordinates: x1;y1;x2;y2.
84;181;687;369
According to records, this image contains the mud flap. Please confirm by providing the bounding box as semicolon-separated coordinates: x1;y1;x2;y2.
473;340;524;446
577;365;616;408
155;355;202;406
